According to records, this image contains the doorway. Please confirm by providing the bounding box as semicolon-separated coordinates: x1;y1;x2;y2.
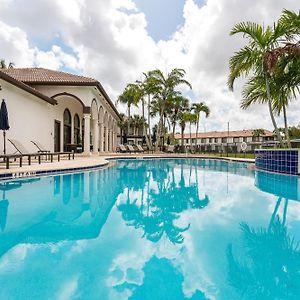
54;120;61;152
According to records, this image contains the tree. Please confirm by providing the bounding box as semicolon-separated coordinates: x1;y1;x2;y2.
147;69;192;149
185;112;198;149
117;84;139;134
252;128;265;142
228;20;287;145
192;102;210;147
169;94;189;139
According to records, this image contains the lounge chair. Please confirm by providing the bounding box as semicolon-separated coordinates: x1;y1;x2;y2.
118;144;127;153
30;141;50;153
127;145;136;153
7;139;74;167
135;144;144;153
7;139;44;167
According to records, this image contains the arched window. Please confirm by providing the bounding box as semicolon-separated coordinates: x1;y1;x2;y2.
63;109;71;151
74;114;80;144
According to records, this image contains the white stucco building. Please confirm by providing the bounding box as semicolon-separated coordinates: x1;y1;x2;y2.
0;68;120;155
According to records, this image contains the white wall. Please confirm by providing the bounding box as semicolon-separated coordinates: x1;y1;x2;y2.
0;79;54;154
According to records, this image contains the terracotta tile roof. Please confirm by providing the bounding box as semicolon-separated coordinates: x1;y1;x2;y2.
1;68;120;118
175;129;274;139
0;70;57;105
1;68;97;84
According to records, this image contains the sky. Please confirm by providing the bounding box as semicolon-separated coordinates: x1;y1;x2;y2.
0;0;299;132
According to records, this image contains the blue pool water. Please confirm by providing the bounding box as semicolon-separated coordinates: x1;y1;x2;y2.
0;158;300;300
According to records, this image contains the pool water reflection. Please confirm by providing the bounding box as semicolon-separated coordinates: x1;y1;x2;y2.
0;159;300;300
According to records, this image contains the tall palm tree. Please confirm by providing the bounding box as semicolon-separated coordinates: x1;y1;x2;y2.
147;68;192;149
178;103;190;149
169;94;189;139
192;102;210;147
143;72;160;144
185;112;198;148
117;84;139;134
228;20;287;145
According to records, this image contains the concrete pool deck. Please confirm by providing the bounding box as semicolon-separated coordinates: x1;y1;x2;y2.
0;153;255;180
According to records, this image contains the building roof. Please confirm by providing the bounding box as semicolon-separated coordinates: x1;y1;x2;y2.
175;129;274;139
1;68;120;118
0;70;57;105
1;68;97;84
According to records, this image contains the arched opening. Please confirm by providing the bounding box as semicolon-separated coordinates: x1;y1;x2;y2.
63;109;72;151
74;114;80;145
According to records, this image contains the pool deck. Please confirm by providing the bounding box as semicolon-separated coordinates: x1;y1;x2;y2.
0;153;254;180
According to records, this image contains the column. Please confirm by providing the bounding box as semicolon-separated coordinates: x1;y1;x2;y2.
105;127;109;152
110;130;114;152
83;114;91;155
93;120;99;154
99;123;103;153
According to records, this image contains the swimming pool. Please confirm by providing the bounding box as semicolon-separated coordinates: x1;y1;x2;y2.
0;158;299;300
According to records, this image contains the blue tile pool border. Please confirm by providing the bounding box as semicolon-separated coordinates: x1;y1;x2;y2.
255;149;300;175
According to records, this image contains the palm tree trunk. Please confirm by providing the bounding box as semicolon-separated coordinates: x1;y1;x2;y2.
148;94;151;141
172;122;176;139
189;122;192;147
181;126;184;148
142;98;151;149
196;117;199;147
283;103;291;148
265;76;283;147
127;104;131;134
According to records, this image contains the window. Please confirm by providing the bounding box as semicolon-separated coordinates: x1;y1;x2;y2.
74;114;80;144
63;109;72;151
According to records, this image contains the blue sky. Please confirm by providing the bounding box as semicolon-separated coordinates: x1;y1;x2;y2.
134;0;205;41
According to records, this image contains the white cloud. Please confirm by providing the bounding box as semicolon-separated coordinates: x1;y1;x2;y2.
0;0;299;131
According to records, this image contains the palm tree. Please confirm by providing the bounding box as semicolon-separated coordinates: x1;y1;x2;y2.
147;68;192;149
252;128;265;142
228;20;287;145
178;106;190;149
0;59;14;69
117;113;128;143
142;72;160;144
192;102;210;147
169;94;189;139
184;112;197;147
117;84;139;134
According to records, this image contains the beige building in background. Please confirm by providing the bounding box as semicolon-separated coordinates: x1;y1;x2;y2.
175;130;275;152
0;68;120;155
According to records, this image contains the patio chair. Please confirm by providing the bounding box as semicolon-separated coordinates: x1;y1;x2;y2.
118;144;127;153
8;139;74;167
30;140;50;153
135;144;144;153
6;139;44;168
127;145;136;153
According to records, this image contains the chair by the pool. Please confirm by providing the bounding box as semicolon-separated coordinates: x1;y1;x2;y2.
127;145;136;153
136;144;144;153
6;139;44;168
7;139;74;168
118;144;127;153
30;140;50;153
